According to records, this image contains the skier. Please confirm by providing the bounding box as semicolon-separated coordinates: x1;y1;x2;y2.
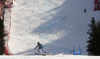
84;8;86;12
34;42;48;54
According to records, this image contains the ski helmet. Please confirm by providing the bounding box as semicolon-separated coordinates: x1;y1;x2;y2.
37;42;40;44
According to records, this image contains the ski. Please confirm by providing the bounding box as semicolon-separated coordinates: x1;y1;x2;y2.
35;53;47;56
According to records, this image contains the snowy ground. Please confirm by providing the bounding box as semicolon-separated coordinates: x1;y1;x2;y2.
0;55;100;59
4;0;100;57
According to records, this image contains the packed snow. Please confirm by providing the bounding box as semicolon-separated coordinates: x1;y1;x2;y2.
4;0;100;58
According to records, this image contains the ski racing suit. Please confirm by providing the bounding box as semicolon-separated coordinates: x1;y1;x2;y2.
35;44;47;54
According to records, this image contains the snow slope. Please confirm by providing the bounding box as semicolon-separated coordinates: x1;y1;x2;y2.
1;55;100;59
6;0;100;56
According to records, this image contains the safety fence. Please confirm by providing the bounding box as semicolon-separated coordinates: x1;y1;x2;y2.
1;0;14;55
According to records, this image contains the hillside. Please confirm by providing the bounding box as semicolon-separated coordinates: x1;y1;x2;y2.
4;0;100;55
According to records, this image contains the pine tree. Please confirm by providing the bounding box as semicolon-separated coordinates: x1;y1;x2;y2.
0;9;5;55
0;19;5;55
87;17;100;56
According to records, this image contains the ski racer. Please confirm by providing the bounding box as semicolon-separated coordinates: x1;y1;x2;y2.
34;42;48;54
